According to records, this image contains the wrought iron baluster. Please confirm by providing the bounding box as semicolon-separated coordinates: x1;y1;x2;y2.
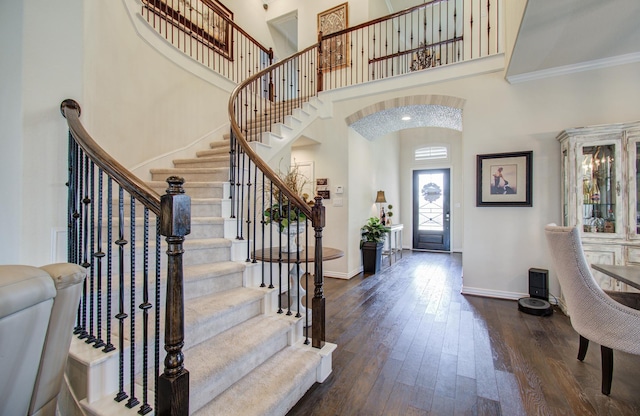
114;186;129;403
245;157;253;262
127;196;140;409
154;220;161;414
78;153;90;340
94;168;106;349
138;207;152;415
86;161;96;345
104;178;115;353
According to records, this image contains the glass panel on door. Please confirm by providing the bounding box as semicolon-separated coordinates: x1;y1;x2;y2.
636;142;640;234
581;144;616;233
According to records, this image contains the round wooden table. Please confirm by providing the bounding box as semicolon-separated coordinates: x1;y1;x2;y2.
252;246;344;263
252;246;344;323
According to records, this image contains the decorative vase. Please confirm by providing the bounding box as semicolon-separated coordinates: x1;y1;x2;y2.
280;222;306;252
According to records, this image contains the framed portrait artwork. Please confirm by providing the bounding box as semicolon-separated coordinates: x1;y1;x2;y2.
476;151;532;207
143;0;233;58
318;2;349;71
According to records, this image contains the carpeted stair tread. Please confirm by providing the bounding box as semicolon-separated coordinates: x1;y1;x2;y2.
174;155;228;163
196;148;228;158
184;287;265;333
183;261;246;300
150;167;228;174
186;314;294;411
183;237;231;248
184;261;245;283
193;344;321;416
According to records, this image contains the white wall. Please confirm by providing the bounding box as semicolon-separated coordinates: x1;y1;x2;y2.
0;0;24;263
82;1;231;170
306;57;640;297
0;0;83;265
258;0;371;51
291;117;353;277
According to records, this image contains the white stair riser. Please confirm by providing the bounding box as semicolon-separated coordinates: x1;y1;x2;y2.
151;170;228;182
88;239;231;273
173;158;229;169
72;268;247;328
96;219;224;242
196;148;228;158
148;183;225;199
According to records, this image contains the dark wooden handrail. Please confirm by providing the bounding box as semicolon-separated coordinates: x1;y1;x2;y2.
228;44;318;221
60;99;161;215
61;99;189;415
322;0;449;41
368;36;463;64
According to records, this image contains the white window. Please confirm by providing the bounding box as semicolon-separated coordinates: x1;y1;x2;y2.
415;146;448;161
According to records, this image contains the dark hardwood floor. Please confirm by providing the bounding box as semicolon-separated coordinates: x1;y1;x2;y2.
288;251;640;416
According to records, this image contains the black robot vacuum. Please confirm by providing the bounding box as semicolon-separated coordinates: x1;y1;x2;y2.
518;296;553;316
518;268;553;316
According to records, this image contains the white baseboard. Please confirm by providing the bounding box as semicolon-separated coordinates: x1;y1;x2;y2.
461;286;528;301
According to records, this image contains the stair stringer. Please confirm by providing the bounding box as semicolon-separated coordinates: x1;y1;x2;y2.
249;96;330;162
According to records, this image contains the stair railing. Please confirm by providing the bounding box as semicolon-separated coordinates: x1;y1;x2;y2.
61;99;190;416
231;0;500;146
228;41;329;347
140;0;274;84
318;0;501;91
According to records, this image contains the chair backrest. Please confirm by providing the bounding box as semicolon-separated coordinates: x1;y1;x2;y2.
29;263;86;416
0;265;56;416
544;225;640;355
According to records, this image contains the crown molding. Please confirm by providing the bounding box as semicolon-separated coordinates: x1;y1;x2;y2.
506;52;640;84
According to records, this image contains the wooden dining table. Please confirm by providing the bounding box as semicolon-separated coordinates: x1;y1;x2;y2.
591;264;640;291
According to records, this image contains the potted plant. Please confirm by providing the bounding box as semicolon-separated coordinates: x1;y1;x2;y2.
263;164;311;252
360;217;390;273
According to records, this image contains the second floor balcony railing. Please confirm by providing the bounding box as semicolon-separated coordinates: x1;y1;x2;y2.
141;0;273;84
318;0;501;92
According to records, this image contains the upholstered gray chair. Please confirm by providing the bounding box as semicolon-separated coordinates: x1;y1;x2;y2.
0;263;86;416
545;225;640;395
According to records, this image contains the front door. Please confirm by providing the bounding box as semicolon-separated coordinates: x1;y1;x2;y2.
413;169;450;251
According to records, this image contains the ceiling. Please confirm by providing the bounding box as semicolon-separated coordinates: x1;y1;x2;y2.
506;0;640;82
270;0;640;83
384;0;640;82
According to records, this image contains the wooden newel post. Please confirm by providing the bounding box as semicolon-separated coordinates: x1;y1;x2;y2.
317;31;324;93
312;196;326;349
268;48;275;101
158;176;191;416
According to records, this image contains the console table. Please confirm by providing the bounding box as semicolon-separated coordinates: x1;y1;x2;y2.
384;224;404;265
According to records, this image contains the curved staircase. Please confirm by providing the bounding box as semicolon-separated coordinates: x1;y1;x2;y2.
69;132;334;416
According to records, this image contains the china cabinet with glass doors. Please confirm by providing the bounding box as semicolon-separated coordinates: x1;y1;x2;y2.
558;121;640;292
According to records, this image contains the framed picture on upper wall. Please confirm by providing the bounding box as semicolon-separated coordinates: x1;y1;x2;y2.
476;151;533;207
318;2;349;71
143;0;233;58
